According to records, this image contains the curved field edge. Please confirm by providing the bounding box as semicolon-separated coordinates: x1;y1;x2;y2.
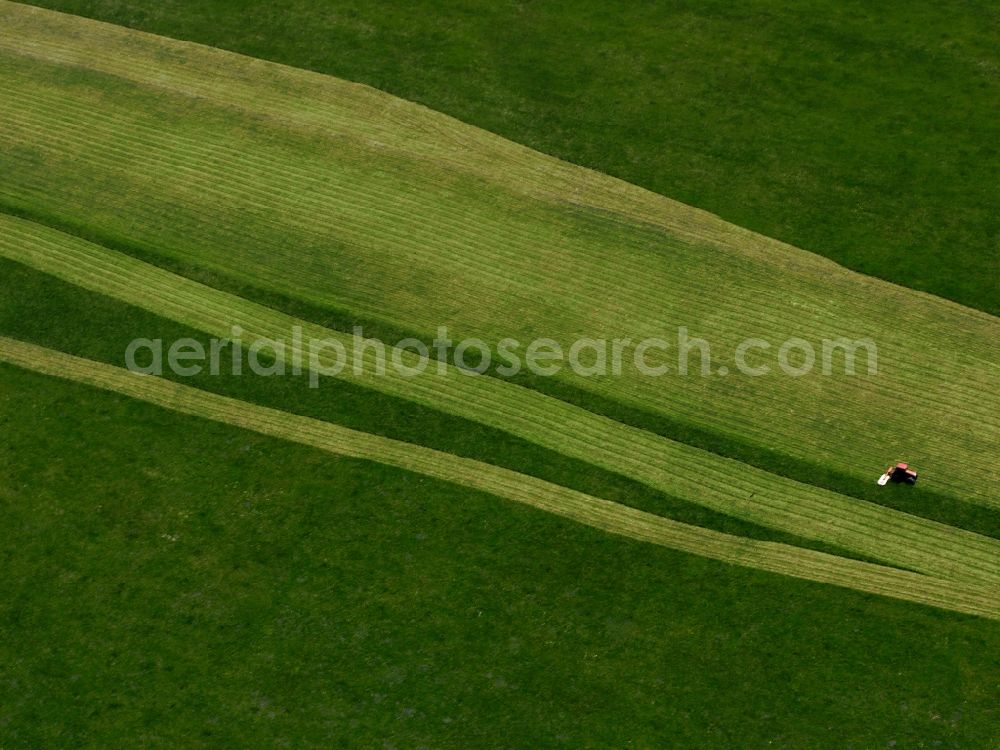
2;335;999;622
0;3;997;508
2;216;999;589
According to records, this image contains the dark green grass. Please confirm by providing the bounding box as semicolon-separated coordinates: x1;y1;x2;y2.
3;363;1000;749
26;0;1000;315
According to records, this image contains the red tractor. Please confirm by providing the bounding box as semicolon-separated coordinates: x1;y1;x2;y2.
878;462;918;486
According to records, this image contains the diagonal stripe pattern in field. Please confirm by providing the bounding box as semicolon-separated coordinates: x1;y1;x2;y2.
0;1;997;508
2;334;999;622
2;214;999;588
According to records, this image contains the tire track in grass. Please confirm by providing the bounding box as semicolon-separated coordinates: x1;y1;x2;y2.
1;334;998;622
2;214;999;588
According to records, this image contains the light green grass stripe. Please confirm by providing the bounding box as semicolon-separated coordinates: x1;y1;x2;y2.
1;334;998;622
3;214;999;588
0;0;820;262
0;18;996;507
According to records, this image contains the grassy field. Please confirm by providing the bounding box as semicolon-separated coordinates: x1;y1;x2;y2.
7;335;1000;619
0;257;820;550
4;217;1000;586
7;243;1000;747
23;0;1000;316
1;2;999;747
1;10;998;513
4;363;1000;748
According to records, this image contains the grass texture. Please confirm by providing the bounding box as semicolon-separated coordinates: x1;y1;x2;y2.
2;4;1000;746
3;334;999;621
3;216;999;588
0;2;997;511
22;0;1000;316
4;361;1000;748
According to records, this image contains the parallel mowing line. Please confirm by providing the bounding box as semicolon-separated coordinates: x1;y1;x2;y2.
9;253;1000;588
2;79;996;445
1;97;995;450
0;6;964;295
0;229;920;508
0;222;972;537
2;215;999;586
1;222;994;576
4;84;995;418
1;334;999;621
4;82;993;386
0;187;992;508
3;78;993;390
5;4;1000;380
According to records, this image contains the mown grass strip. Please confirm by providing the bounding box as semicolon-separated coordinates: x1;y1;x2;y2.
1;333;998;622
2;214;999;588
0;17;996;507
2;254;884;555
3;197;995;542
0;0;827;262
